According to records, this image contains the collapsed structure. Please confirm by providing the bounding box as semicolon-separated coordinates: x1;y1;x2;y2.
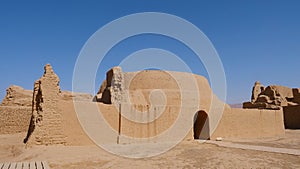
0;64;93;146
1;65;295;146
1;85;32;107
243;81;300;129
0;86;32;134
93;67;285;144
23;64;66;145
0;67;93;138
243;81;300;109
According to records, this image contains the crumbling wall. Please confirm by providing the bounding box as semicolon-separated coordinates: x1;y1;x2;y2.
95;71;287;143
95;67;124;105
0;106;31;134
0;85;32;134
243;82;296;109
24;64;66;145
243;82;300;130
251;81;265;102
1;85;32;107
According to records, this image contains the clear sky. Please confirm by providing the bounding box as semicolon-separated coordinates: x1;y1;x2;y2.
0;0;300;104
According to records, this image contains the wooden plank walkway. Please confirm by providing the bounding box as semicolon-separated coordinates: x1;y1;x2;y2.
0;161;50;169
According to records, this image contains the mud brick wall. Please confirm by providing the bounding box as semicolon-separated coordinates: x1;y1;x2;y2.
24;64;66;145
212;108;285;139
0;106;31;134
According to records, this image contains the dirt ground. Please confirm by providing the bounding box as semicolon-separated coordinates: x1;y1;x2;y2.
0;130;300;169
227;129;300;150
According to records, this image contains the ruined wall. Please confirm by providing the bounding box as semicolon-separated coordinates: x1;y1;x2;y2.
0;106;31;134
1;85;32;107
110;67;124;105
243;82;298;109
95;67;124;105
243;82;300;130
0;85;32;134
212;108;285;139
96;69;210;144
24;64;66;145
94;69;286;144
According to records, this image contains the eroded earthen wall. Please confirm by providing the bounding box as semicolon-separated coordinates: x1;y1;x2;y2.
1;85;32;107
0;106;31;134
24;64;66;145
96;67;124;105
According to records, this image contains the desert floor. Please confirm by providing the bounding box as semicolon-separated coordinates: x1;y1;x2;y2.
1;130;299;169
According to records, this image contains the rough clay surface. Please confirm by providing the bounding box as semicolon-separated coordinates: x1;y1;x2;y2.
0;66;299;168
243;81;300;129
96;66;124;105
24;64;66;145
243;81;299;109
94;67;284;143
1;85;32;107
0;66;289;146
0;86;32;134
0;106;31;134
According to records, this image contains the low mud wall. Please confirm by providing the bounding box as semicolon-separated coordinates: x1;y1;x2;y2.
212;108;285;139
0;106;31;134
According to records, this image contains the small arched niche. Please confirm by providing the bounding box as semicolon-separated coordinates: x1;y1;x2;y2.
193;110;210;140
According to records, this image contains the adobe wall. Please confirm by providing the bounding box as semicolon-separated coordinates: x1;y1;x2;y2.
1;85;32;107
0;106;31;134
68;101;286;145
24;64;66;145
94;68;287;144
98;103;199;144
95;67;124;104
283;105;300;129
212;108;285;139
99;103;286;143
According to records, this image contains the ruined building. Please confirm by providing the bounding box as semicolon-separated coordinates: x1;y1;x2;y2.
0;65;289;146
93;67;285;144
0;86;32;134
23;64;66;145
243;81;300;129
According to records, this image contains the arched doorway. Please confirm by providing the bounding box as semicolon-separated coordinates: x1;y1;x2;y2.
193;110;210;140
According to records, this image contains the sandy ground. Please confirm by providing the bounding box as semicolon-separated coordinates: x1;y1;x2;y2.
0;130;300;169
227;129;300;150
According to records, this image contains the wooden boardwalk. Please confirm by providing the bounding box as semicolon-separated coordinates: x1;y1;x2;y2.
0;161;50;169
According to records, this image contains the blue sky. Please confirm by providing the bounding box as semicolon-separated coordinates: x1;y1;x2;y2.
0;0;300;104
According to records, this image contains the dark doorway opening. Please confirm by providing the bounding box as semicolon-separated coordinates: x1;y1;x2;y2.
193;110;210;140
